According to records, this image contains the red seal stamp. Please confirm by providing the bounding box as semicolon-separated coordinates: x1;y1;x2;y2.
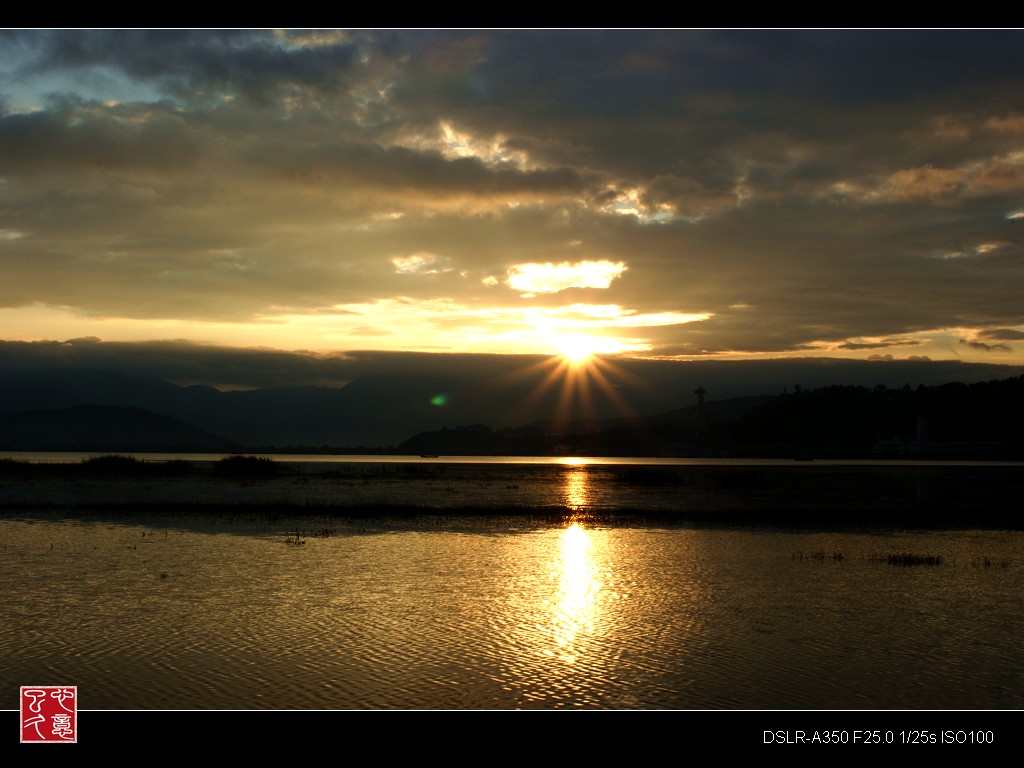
20;686;77;743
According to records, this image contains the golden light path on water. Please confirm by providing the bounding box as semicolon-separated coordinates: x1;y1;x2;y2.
547;522;601;665
538;460;601;666
562;463;591;510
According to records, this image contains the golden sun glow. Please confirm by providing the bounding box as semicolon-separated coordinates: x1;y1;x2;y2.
556;334;604;366
496;346;644;438
0;299;710;361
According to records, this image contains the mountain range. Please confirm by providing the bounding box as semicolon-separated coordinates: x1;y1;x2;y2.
0;357;1022;452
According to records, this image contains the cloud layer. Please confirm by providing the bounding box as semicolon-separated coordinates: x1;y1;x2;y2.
1;30;1023;363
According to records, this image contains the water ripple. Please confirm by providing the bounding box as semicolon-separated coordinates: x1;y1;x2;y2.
1;516;1021;709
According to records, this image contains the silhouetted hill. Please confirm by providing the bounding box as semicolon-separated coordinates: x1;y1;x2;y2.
397;396;775;456
529;395;774;434
396;379;1024;458
730;378;1024;458
0;370;350;447
0;405;240;451
2;360;1023;450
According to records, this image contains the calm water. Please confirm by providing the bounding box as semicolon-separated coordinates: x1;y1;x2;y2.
4;450;1024;467
1;512;1020;710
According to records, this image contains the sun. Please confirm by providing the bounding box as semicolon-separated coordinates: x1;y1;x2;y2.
555;334;603;366
494;330;644;433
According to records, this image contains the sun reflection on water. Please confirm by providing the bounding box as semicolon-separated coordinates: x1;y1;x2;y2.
563;465;591;511
548;523;601;664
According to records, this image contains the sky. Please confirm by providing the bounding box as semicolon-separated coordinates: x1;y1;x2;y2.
2;29;1024;384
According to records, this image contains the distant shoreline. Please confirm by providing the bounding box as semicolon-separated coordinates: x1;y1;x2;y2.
2;456;1021;530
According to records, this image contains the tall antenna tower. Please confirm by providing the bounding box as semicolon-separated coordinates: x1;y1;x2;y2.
693;386;706;409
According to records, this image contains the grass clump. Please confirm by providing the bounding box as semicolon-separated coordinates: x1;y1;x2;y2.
0;457;31;474
971;556;1010;568
887;552;942;566
792;551;844;561
214;455;281;477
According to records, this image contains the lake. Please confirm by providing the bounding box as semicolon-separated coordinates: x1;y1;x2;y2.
2;455;1021;712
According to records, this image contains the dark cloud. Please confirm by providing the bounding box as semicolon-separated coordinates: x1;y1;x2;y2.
839;340;921;351
960;338;1012;353
0;339;356;389
0;105;200;173
246;139;587;196
0;30;1022;362
8;30;361;104
1;340;1020;397
979;328;1024;340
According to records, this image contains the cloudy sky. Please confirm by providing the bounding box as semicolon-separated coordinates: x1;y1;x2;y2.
2;29;1023;374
